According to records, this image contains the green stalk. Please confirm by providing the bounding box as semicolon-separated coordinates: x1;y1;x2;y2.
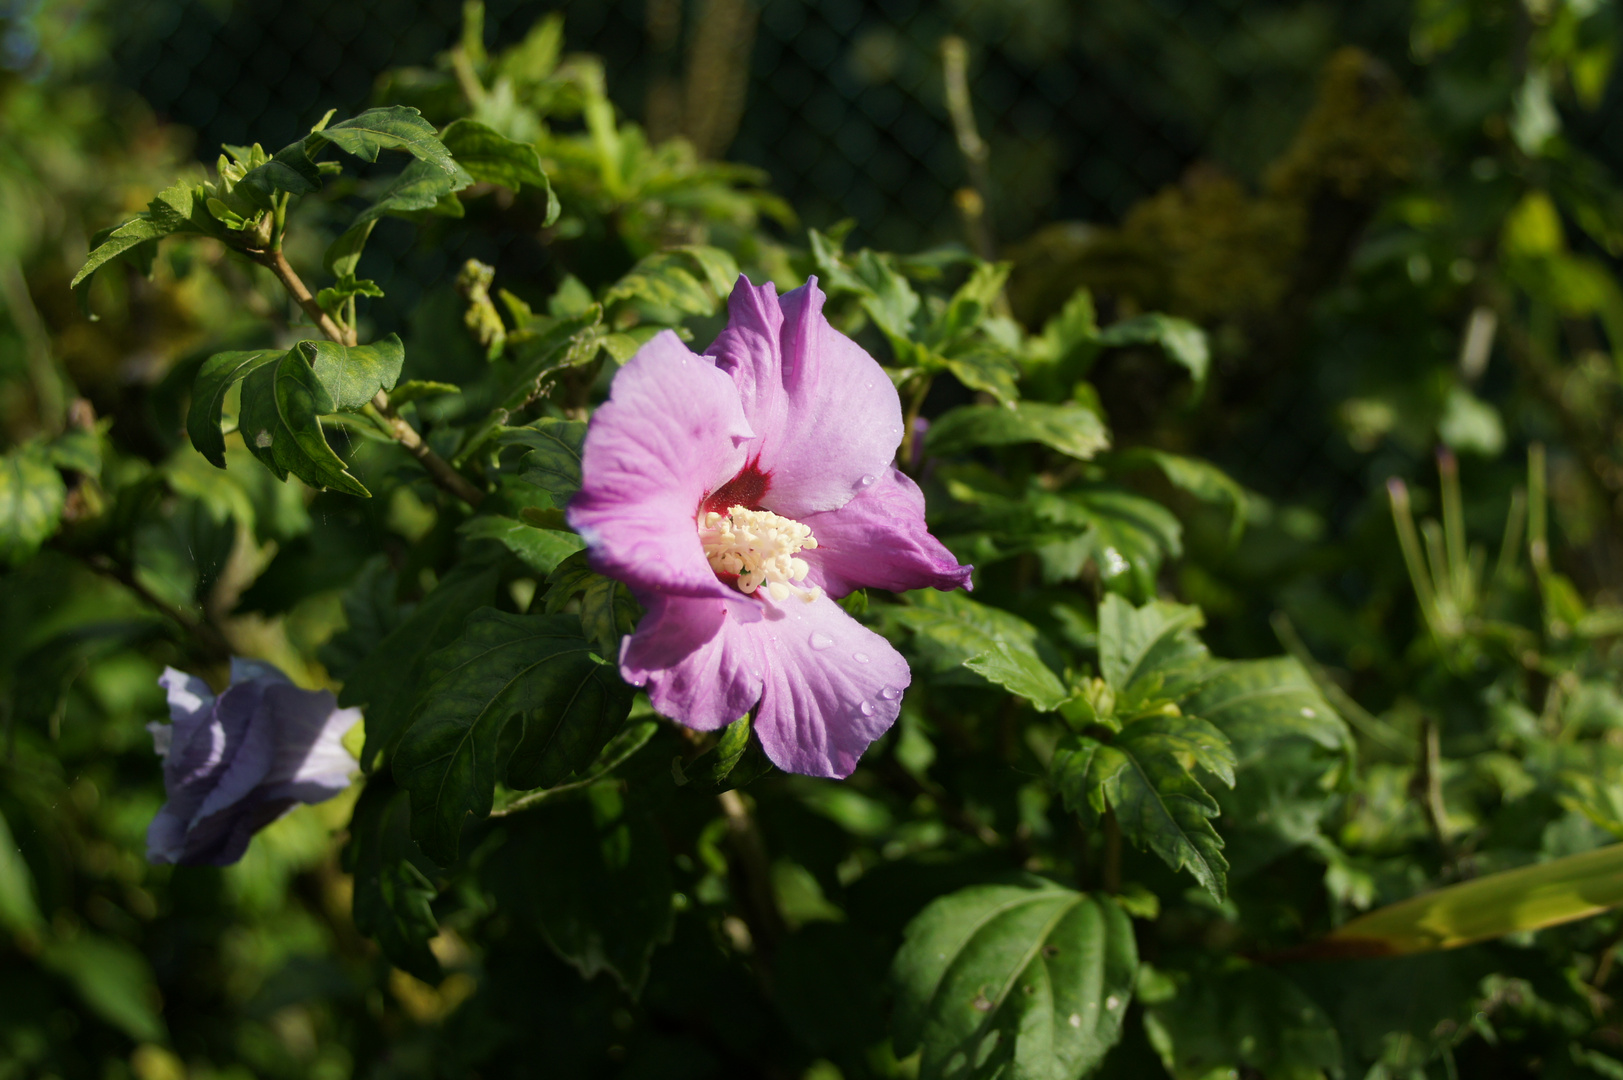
1421;519;1460;633
1437;448;1473;612
1493;486;1526;586
1528;443;1550;576
1388;479;1444;638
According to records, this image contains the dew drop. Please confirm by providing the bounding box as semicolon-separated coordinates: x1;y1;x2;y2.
809;632;834;651
879;685;901;701
1068;1013;1082;1028
853;652;870;663
1300;707;1317;718
858;474;877;487
859;701;875;716
1105;995;1121;1011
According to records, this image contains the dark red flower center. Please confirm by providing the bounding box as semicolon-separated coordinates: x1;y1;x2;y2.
700;459;771;518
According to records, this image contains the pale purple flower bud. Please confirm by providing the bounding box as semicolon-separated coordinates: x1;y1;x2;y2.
147;659;359;867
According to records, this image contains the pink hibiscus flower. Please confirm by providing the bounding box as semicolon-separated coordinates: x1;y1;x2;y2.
568;276;972;777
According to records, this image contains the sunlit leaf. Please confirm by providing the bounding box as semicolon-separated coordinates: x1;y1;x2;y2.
0;442;66;566
926;401;1111;462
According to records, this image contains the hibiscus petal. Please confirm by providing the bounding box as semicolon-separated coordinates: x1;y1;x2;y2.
180;797;297;868
801;467;973;597
258;684;359;793
191;681;278;824
707;277;904;517
620;593;763;731
570;332;754;599
749;595;910;778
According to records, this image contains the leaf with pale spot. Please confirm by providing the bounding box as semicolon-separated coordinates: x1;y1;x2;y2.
187;349;282;467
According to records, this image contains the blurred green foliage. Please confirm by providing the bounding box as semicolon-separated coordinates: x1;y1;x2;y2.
3;1;1623;1078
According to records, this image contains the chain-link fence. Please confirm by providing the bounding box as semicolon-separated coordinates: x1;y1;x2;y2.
111;0;1415;254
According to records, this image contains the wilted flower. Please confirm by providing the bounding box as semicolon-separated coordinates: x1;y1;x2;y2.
569;276;971;778
147;659;359;866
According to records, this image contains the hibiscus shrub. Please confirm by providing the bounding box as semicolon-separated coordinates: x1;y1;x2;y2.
7;3;1623;1078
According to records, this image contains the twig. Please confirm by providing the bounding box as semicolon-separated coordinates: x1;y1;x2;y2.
252;248;350;345
717;789;785;966
249;248;485;507
1415;715;1456;868
82;553;233;665
898;375;933;475
941;36;996;261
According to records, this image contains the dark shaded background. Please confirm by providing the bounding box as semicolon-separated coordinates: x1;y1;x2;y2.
108;0;1416;252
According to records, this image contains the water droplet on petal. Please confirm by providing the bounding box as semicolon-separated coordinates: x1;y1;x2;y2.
858;474;877;487
853;652;870;663
859;701;875;716
809;632;834;651
879;685;901;700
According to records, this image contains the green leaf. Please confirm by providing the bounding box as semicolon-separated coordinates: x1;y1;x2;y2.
0;808;44;935
343;779;443;983
933;261;1011;345
602;246;740;317
1054;488;1183;599
1144;964;1343;1080
232;140;323;210
1051;715;1235;899
489;309;605;420
392;608;624;864
318;556;401;683
311;106;457;173
73;180;227;289
144;180;218;235
342;561;501;770
503;645;636;791
0;442;66;566
388;380;460;406
942;347;1023;406
852;249;923;344
315;275;385;318
238;350;369;496
1183;657;1349;758
926;401;1111;462
40;935;167;1043
1031;288;1099;365
187;348;281;467
70;214;170;288
1321;842;1623;955
1097;313;1209;391
324;159;474;277
1096;593;1209;702
884;591;1068;711
301;334;405;411
46;427;101;479
1113;447;1246;543
459;514;584;575
441;118;552;194
500;418;587;504
672;713;775;792
490;789;674;996
892;879;1138;1080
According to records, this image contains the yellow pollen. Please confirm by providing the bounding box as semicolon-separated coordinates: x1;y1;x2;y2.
699;504;821;603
